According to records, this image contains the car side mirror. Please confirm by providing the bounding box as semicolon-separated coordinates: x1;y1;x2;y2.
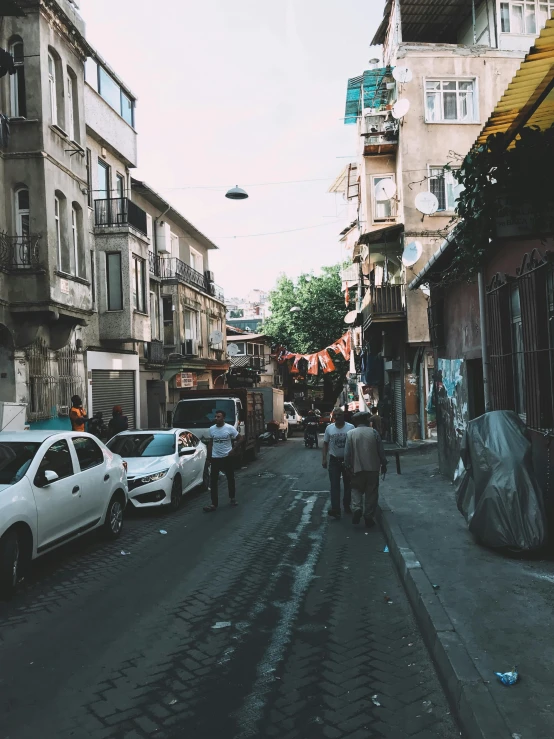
36;469;59;487
179;448;195;456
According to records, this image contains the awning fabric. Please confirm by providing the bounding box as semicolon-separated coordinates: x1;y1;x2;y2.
344;67;394;124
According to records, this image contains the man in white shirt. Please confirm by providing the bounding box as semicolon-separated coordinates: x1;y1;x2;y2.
344;411;387;528
322;408;355;519
204;410;241;512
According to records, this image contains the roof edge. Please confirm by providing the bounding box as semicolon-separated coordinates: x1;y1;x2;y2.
408;227;460;290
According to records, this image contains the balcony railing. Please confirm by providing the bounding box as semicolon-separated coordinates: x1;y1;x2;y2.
0;233;42;271
145;340;165;364
362;283;406;326
149;251;161;277
230;355;270;369
158;256;225;302
94;198;148;236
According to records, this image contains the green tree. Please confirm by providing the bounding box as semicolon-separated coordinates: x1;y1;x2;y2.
263;264;353;400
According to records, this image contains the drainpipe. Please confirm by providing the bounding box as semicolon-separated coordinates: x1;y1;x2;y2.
478;269;491;412
472;0;477;45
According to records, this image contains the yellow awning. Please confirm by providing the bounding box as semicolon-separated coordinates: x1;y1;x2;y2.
476;16;554;147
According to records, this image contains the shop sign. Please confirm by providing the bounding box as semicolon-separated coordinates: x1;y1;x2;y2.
175;372;197;389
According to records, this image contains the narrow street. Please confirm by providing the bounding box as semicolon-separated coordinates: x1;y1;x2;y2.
0;439;459;739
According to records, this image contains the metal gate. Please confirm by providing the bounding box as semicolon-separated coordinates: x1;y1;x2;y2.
391;372;405;446
91;370;136;429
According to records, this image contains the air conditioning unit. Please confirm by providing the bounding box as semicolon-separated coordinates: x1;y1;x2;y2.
205;270;215;283
155;221;171;254
183;339;199;356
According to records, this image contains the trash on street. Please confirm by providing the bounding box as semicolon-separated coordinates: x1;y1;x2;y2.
372;695;381;706
212;621;232;630
495;668;519;686
383;545;389;553
159;530;168;535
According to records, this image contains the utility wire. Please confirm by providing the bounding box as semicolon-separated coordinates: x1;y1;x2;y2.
215;220;341;239
163;177;335;191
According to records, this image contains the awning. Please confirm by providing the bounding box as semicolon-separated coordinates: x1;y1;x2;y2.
408;226;460;290
476;16;554;147
344;67;394;124
357;224;404;247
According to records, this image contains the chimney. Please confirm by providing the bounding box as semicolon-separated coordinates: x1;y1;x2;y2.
368;58;380;70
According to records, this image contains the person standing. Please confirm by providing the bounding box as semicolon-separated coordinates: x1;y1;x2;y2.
107;405;129;439
322;408;355;519
369;406;383;436
344;411;387;527
204;410;242;513
69;395;87;432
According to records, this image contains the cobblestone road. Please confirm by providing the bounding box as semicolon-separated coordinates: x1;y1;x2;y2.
0;439;460;739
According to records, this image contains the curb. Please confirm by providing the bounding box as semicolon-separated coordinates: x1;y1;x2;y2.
377;499;512;739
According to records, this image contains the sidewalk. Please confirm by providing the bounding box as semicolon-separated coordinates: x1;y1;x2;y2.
378;450;554;739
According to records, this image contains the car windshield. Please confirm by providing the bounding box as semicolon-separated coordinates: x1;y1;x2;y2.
107;434;175;458
173;399;235;428
0;442;41;485
285;404;295;414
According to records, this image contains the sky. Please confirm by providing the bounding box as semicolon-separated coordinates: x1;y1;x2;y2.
82;0;385;298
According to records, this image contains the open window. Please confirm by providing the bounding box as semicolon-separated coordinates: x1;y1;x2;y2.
9;37;26;118
48;49;65;130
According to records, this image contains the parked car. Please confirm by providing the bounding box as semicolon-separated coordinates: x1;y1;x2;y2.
107;429;208;511
0;431;128;595
284;402;302;437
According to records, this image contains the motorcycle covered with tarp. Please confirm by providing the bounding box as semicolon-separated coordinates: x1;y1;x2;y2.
455;410;547;552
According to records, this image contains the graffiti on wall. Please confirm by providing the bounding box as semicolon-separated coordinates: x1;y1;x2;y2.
435;359;468;461
438;359;463;399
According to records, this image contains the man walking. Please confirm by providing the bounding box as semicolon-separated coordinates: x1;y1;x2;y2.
203;410;241;513
322;408;354;519
69;395;87;432
344;411;387;527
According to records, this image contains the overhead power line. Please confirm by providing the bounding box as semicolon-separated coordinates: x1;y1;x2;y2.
215;220;341;239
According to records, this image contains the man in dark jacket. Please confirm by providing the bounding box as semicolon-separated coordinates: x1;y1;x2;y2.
107;405;128;438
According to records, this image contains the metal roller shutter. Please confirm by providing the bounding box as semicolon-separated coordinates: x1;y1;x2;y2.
391;372;404;447
91;370;136;429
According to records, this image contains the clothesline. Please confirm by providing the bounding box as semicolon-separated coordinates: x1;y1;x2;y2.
274;332;352;377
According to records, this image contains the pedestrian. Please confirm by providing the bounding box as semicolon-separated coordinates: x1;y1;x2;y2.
322;408;354;520
344;411;387;528
69;395;87;432
369;406;383;436
204;410;242;512
107;405;129;439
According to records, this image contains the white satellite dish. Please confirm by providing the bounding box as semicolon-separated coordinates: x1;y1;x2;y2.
415;191;439;215
392;66;413;84
344;310;358;325
227;343;240;356
209;330;224;344
402;241;423;267
374;178;397;202
420;285;431;297
392;98;410;119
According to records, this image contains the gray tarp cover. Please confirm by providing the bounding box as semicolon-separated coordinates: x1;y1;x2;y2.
456;411;547;551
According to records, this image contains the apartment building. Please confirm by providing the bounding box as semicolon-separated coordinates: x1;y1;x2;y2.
338;0;547;444
0;0;227;430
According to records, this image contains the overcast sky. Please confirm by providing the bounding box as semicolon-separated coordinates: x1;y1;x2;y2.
82;0;385;297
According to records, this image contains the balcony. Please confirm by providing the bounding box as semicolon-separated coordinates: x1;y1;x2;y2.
145;340;165;364
0;233;42;271
230;355;270;370
362;283;406;329
94;198;148;236
158;256;225;302
149;251;161;277
361;115;398;156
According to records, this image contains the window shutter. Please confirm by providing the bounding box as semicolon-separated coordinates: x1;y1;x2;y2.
517;250;552;430
487;274;514;411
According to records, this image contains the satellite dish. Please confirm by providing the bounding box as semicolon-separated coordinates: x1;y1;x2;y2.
415;191;439;215
209;330;224;344
374;178;397;202
344;310;358;325
392;66;413;84
227;343;240;356
420;285;431;297
392;98;410;119
402;241;423;267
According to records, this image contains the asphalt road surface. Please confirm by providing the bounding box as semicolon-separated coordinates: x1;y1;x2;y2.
1;437;460;739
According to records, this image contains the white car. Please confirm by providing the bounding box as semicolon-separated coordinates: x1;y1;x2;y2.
106;429;208;511
0;431;128;595
284;402;303;437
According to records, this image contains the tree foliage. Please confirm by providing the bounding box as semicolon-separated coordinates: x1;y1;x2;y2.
262;264;351;354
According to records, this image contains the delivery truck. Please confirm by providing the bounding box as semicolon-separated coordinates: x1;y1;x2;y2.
258;387;288;440
171;389;265;463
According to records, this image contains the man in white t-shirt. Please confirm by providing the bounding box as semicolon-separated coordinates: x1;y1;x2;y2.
204;410;241;512
322;408;355;520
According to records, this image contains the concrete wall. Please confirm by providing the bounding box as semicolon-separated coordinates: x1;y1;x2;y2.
84;85;137;168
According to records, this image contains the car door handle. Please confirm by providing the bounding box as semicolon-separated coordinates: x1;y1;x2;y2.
104;474;110;481
72;486;80;494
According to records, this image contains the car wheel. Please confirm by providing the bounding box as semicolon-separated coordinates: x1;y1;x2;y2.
103;493;125;539
0;530;20;597
169;476;182;512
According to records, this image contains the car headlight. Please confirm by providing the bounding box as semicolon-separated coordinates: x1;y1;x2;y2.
140;469;169;484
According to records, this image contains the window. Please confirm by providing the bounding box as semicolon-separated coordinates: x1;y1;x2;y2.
425;79;476;123
71;204;85;277
121;90;134;127
428;167;464;211
150;291;160;339
36;439;74;482
190;247;204;274
85;56;98;91
107;433;175;458
48;53;57;124
500;1;543;33
91;250;96;305
232;342;246;355
86;148;93;207
511;286;526;416
106;252;123;310
67;70;79;142
71;206;79;273
72;437;104;470
132;255;146;313
116;173;125;198
184;309;199;341
54;195;62;266
170;233;179;259
178;431;198;450
372;175;396;221
97;159;110;200
9;38;26;118
92;63;135;126
15;187;29;238
98;66;121;111
209;318;223;349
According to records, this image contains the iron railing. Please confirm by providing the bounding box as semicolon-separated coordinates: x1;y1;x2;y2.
149;251;161;276
94;198;148;236
230;354;271;369
145;340;166;364
159;256;225;302
0;233;41;270
362;284;406;326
